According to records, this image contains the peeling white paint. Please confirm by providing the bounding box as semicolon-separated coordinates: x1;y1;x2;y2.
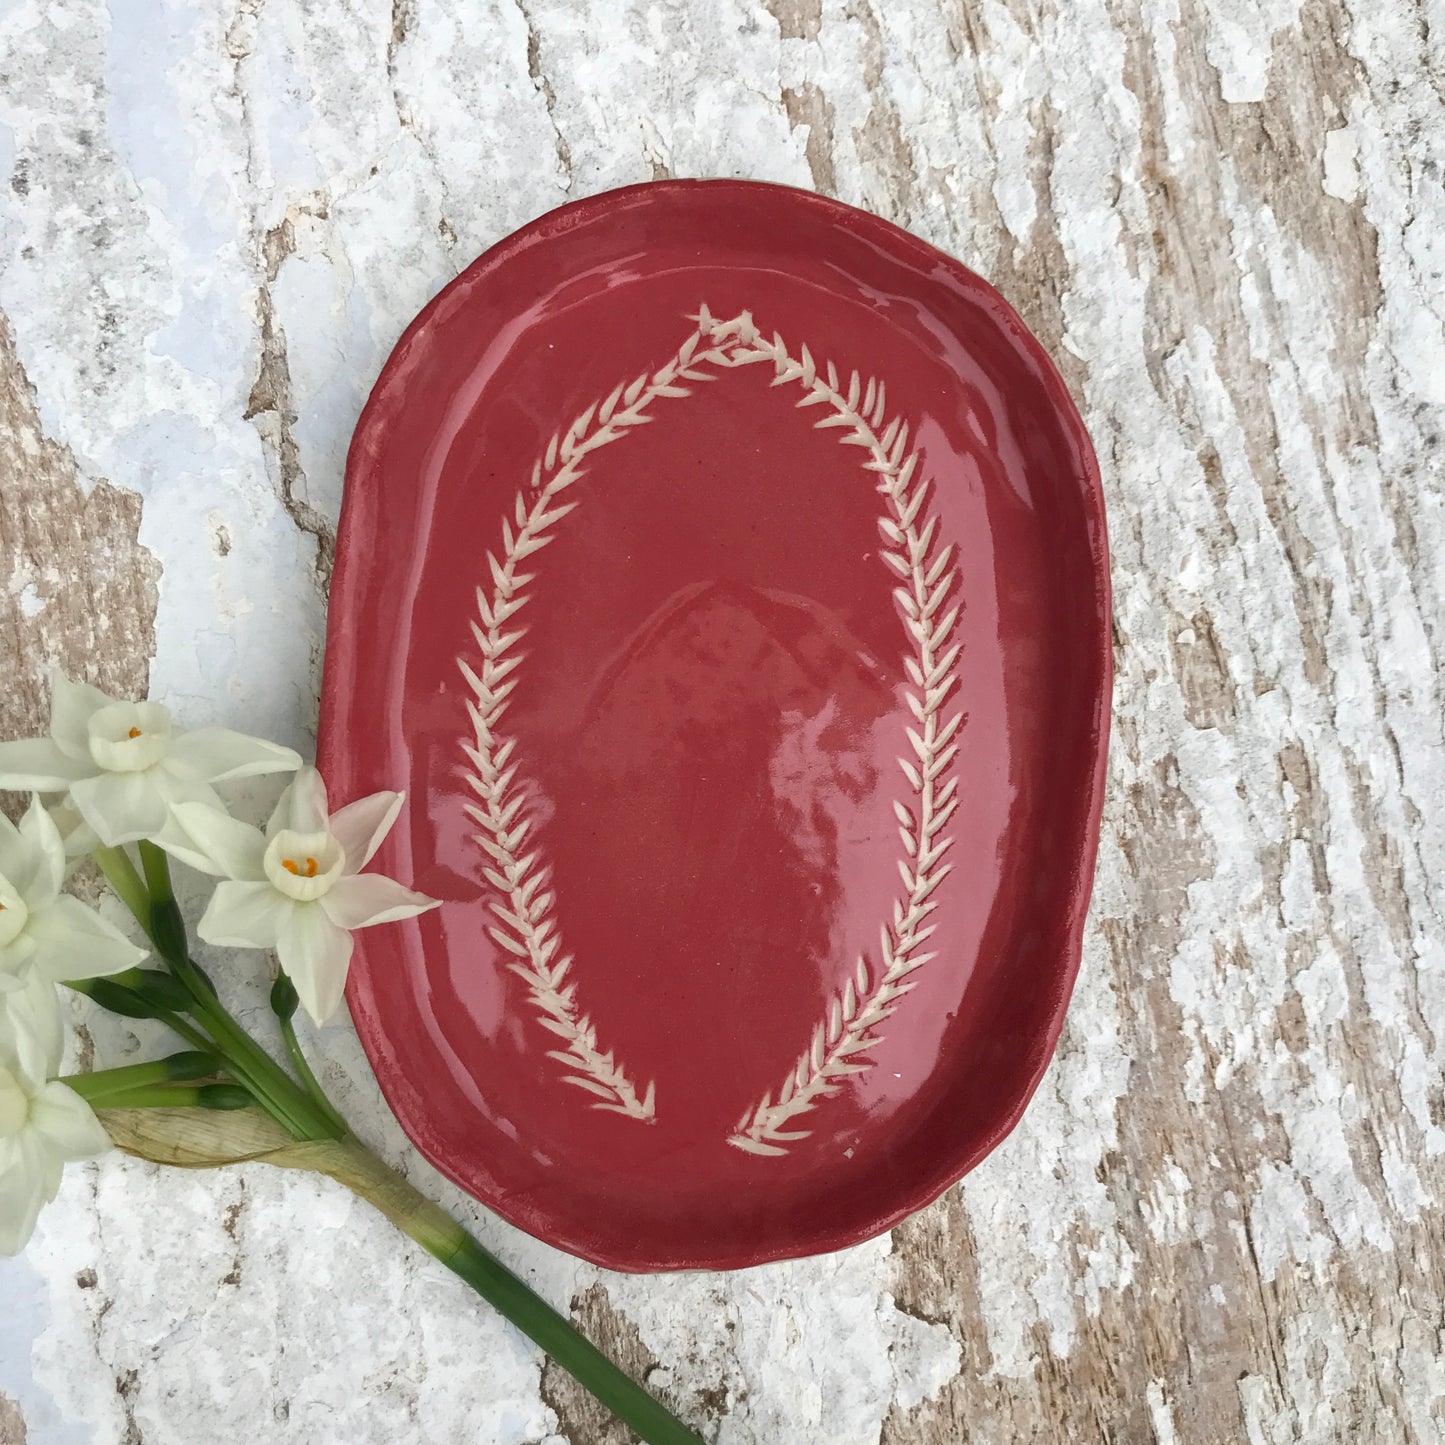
1141;1158;1194;1245
1249;1160;1325;1282
1199;0;1302;103
884;1304;960;1413
1321;126;1360;203
962;934;1133;1374
1147;1379;1179;1445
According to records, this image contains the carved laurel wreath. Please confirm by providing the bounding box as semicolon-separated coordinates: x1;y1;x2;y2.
460;307;963;1151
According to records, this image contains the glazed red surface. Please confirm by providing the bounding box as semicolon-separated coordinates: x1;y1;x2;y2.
319;180;1111;1272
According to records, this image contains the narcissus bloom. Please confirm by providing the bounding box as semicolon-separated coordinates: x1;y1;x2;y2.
0;671;302;847
0;1013;110;1256
0;797;147;1078
161;768;439;1025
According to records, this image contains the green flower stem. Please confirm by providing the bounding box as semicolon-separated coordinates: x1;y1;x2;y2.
130;842;342;1142
435;1234;705;1444
62;975;217;1057
168;963;325;1138
92;846;150;930
67;966;147;993
69;1083;211;1109
138;837;174;903
61;1052;219;1103
157;1010;223;1056
313;1138;706;1445
277;1012;348;1137
76;1083;250;1110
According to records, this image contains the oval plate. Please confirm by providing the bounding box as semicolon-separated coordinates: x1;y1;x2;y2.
319;180;1111;1272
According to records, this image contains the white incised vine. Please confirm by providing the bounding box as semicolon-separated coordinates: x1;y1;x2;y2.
461;315;743;1118
717;314;964;1156
461;307;962;1142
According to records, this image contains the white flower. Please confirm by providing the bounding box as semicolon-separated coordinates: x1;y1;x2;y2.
161;767;439;1025
0;671;302;848
0;1010;110;1256
0;798;148;1079
0;972;66;1097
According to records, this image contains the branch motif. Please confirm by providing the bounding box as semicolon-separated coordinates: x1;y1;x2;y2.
460;306;961;1140
460;315;744;1119
717;316;965;1156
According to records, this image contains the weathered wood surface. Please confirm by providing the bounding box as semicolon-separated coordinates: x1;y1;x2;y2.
0;1;1441;1441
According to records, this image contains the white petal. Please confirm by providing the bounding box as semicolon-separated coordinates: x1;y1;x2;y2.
48;800;100;861
278;904;353;1025
0;938;37;988
0;813;30;898
165;727;303;784
85;700;171;773
48;670;113;760
161;802;267;881
157;774;226;810
197;881;288;950
321;872;440;930
330;792;405;875
267;765;329;840
150;813;219;876
262;829;343;901
0;1141;47;1257
26;895;148;983
146;772;229;849
0;737;96;791
16;797;65;911
30;1082;112;1161
34;1140;64;1206
0;972;64;1084
69;770;169;846
29;1137;64;1209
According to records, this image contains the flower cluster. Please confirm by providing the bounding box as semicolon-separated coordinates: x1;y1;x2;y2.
0;672;438;1255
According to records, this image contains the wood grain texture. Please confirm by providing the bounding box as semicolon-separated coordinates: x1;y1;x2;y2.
0;0;1440;1440
870;2;1445;1441
0;1391;26;1445
0;310;158;750
540;1285;666;1445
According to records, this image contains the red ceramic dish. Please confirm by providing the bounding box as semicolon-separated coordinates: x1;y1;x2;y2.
319;180;1111;1272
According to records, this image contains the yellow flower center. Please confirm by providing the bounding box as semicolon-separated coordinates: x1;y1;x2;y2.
264;830;344;901
88;700;172;773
